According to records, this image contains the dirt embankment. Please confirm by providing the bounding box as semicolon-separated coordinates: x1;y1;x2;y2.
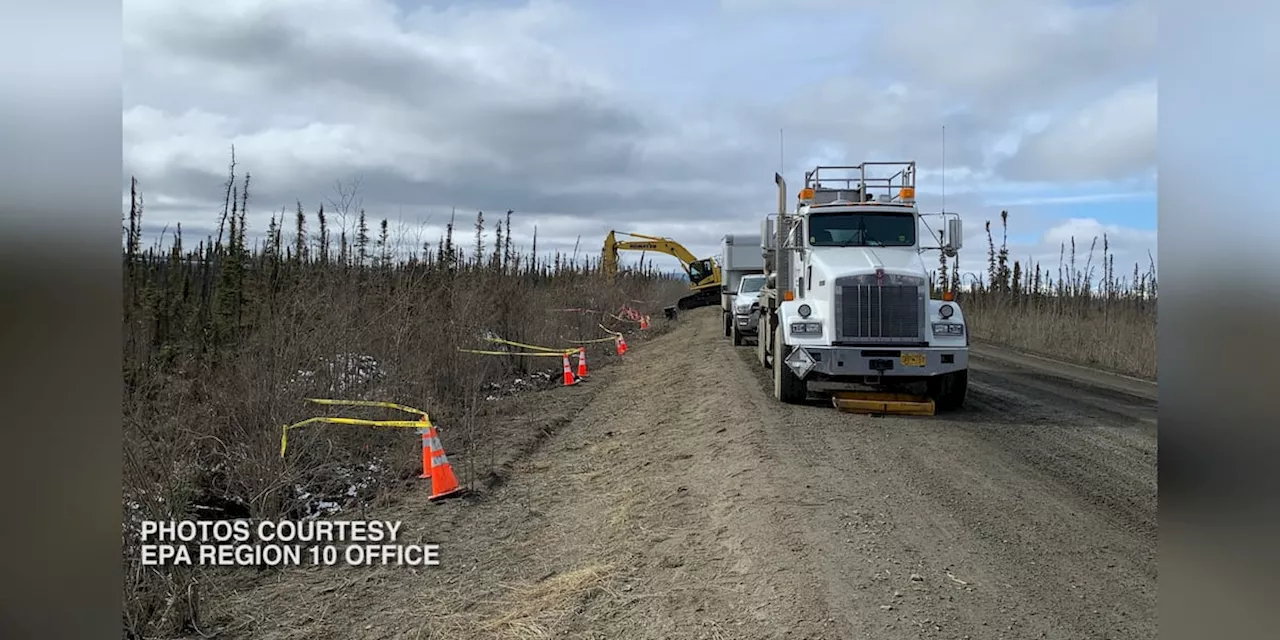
200;307;1157;640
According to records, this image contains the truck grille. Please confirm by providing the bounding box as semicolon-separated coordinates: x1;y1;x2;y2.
836;284;921;341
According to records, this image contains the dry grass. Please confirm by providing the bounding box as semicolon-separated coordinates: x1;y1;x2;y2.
121;162;686;638
930;210;1157;379
474;564;619;639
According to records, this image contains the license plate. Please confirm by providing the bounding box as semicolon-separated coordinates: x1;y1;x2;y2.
900;353;926;367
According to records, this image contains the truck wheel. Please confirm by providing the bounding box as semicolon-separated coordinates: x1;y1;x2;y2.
732;323;744;346
723;312;731;337
772;326;806;404
756;315;770;367
929;369;969;411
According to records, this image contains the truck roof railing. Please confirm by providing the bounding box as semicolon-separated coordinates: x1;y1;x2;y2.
799;161;916;206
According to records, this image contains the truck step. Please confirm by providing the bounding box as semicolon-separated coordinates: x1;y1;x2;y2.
831;391;936;416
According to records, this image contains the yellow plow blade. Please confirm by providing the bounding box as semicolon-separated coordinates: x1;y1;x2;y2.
831;391;936;416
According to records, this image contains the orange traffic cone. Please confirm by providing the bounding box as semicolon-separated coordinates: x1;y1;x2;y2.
619;335;628;354
562;353;578;386
640;315;650;330
577;347;589;378
614;335;624;355
418;416;462;501
417;419;431;479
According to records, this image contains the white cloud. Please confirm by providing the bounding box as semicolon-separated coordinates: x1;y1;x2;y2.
1042;217;1157;255
122;0;1157;268
1003;81;1157;182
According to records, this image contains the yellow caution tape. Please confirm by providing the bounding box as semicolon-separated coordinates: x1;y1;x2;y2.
598;324;623;337
483;336;575;353
303;398;427;416
566;335;620;344
457;348;569;357
279;417;430;458
457;336;579;357
282;396;437;458
607;313;640;324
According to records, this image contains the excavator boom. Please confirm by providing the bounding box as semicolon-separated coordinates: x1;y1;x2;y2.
602;230;723;309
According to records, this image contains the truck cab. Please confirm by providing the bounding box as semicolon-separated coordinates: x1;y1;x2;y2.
730;273;767;345
719;233;764;338
757;162;969;410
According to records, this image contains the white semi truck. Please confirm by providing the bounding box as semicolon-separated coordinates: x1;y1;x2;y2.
756;162;969;412
719;233;764;339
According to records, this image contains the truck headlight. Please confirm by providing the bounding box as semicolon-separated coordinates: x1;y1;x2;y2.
735;302;751;313
790;321;822;335
932;322;965;336
939;304;954;319
798;304;812;318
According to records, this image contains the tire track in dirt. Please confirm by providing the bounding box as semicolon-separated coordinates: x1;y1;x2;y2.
481;309;850;638
207;309;1156;639
725;308;1157;639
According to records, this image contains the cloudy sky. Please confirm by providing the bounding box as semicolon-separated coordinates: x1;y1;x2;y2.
123;0;1156;287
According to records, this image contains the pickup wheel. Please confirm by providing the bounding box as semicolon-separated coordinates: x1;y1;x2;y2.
731;323;744;346
772;326;806;404
928;369;969;411
723;311;731;337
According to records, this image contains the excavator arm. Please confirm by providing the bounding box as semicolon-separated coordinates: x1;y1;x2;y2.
602;230;723;309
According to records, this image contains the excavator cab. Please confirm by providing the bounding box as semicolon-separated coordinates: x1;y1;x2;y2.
687;258;716;287
680;257;722;309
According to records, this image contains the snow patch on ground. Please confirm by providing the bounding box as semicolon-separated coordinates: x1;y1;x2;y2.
293;459;385;519
286;353;385;396
483;370;558;400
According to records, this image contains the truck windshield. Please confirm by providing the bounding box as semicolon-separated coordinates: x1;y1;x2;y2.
808;211;915;247
739;277;764;293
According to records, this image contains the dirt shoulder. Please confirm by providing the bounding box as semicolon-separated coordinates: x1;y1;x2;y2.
971;339;1159;396
198;308;1156;640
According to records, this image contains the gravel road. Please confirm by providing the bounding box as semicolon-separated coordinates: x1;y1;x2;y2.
219;307;1157;639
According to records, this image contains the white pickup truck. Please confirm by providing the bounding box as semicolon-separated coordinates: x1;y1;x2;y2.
731;274;767;346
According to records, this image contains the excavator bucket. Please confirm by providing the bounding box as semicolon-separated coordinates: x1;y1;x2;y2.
831;391;936;416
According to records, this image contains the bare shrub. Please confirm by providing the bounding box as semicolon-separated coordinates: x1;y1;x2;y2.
929;211;1157;379
121;167;686;638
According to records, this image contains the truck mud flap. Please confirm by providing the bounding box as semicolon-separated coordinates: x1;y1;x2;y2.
831;391;935;416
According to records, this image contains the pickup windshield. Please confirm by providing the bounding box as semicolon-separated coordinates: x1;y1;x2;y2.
808;211;915;247
739;277;764;293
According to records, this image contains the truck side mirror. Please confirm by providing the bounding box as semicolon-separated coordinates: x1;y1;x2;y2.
943;218;963;256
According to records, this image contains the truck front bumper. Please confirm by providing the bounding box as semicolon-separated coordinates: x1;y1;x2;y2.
791;345;967;379
734;311;759;334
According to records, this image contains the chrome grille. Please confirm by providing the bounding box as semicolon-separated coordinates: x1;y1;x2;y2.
836;284;921;341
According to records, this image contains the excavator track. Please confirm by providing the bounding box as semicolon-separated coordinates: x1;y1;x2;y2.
677;289;721;310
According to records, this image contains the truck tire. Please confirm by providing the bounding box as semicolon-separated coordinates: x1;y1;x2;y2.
928;369;969;411
732;323;744;346
757;313;770;367
723;311;731;337
772;325;806;404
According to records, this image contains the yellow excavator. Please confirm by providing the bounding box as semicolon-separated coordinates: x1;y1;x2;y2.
601;230;723;309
